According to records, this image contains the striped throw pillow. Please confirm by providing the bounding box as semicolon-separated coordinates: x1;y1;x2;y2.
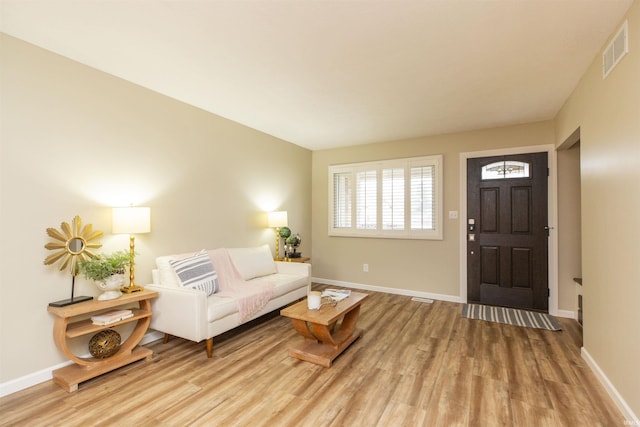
169;251;219;296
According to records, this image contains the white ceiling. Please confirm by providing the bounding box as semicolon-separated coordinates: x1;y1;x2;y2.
1;0;632;150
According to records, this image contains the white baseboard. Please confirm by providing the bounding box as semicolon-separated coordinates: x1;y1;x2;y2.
0;360;71;398
312;277;464;303
581;347;639;424
554;309;576;319
313;277;577;320
0;330;164;398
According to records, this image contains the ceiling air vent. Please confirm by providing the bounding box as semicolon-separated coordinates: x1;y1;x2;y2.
603;20;628;79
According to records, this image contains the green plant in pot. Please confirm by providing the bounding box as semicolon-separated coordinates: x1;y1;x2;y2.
284;233;302;258
78;251;131;301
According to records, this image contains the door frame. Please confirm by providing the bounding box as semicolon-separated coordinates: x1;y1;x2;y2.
459;144;564;316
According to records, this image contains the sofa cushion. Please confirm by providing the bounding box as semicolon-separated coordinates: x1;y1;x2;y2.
249;273;308;298
169;251;219;296
156;252;193;287
207;295;239;322
227;244;276;280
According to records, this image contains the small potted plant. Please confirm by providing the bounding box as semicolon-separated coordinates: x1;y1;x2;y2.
78;251;131;300
285;233;302;258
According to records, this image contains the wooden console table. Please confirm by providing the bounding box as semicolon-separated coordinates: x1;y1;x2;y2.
277;257;310;263
47;289;158;392
280;291;368;367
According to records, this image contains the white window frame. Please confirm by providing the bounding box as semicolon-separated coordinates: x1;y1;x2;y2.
328;155;443;240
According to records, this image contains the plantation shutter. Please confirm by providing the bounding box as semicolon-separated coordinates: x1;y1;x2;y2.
333;172;352;228
356;170;377;229
410;165;436;230
382;168;404;230
329;154;442;240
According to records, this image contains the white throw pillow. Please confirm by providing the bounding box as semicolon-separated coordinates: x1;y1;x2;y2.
169;251;219;295
156;252;192;287
227;244;276;280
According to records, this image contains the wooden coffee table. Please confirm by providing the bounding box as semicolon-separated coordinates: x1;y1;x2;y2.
280;291;368;367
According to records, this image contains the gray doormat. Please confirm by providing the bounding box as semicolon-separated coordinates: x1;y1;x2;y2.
461;303;562;331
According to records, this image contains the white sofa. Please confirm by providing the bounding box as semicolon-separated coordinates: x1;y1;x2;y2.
146;245;310;357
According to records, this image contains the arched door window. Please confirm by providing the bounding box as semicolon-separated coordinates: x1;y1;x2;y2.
481;161;530;180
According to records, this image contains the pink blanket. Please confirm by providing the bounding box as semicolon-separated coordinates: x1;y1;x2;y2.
208;248;275;323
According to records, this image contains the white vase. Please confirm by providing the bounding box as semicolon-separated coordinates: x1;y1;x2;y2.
95;274;124;301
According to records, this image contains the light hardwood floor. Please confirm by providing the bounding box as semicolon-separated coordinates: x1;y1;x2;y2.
0;287;624;426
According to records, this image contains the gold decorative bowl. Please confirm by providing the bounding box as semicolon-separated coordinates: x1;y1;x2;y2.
88;329;121;359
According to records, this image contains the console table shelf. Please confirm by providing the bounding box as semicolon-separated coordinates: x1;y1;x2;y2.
47;289;158;392
65;309;152;338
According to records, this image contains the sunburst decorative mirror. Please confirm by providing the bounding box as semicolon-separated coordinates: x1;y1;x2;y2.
44;215;104;306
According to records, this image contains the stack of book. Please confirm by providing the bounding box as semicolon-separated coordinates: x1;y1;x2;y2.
91;309;134;326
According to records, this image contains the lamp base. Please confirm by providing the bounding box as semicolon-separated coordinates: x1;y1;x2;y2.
121;285;144;293
48;295;93;307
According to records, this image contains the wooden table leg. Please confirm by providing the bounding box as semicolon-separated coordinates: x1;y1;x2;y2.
288;305;363;367
337;305;361;336
309;304;361;346
290;319;318;342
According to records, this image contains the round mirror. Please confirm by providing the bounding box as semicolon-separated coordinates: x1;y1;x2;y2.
44;215;103;275
68;237;85;254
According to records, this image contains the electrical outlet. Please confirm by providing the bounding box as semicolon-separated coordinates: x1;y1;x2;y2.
363;264;369;272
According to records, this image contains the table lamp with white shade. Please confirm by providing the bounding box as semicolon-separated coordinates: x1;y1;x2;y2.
112;206;150;293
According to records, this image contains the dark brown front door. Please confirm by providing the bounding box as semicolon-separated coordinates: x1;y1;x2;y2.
467;152;549;311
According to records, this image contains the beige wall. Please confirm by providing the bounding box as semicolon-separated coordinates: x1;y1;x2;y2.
0;34;311;383
311;121;559;300
557;142;582;316
2;3;638;417
555;0;640;417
